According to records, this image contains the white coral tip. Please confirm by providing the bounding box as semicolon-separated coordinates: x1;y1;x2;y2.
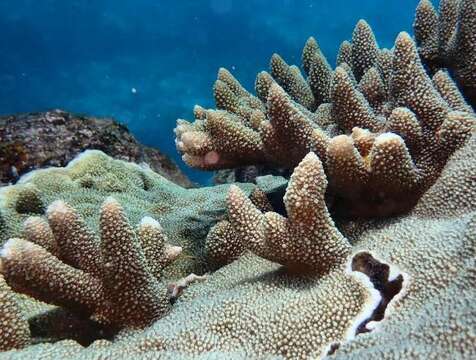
165;245;183;259
0;238;31;259
46;200;68;215
103;196;119;207
374;132;403;145
140;216;162;229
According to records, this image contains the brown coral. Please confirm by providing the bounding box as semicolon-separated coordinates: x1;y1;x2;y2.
0;126;474;359
176;25;475;217
0;198;182;329
226;152;351;274
205;188;274;267
413;0;476;106
0;274;31;351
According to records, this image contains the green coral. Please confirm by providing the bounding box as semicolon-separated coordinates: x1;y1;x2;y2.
0;150;255;278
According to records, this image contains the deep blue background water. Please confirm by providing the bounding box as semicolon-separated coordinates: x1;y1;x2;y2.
0;0;425;183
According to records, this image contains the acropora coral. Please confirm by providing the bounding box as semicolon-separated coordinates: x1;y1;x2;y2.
175;1;475;216
414;0;476;106
0;150;257;277
225;152;351;274
0;275;30;351
1;197;181;329
1;134;474;359
1;0;475;358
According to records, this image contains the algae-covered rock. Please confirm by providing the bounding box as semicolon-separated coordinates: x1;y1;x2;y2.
0;109;194;188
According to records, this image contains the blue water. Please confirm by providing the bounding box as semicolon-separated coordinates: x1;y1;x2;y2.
0;0;423;184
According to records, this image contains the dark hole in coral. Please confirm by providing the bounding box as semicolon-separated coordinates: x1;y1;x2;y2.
137;171;152;191
79;178;94;189
28;308;117;346
265;184;287;216
351;251;404;335
15;195;45;215
327;342;340;356
331;192;417;219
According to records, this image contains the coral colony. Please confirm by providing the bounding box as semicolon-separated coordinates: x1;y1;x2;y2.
0;0;475;358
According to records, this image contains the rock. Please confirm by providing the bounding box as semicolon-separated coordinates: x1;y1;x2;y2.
0;109;194;188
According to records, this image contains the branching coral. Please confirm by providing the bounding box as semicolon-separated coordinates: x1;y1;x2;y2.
1;134;474;359
329;140;476;359
0;197;182;329
205;187;274;267
226;152;351;274
176;24;475;216
1;1;475;358
0;274;30;351
413;0;476;106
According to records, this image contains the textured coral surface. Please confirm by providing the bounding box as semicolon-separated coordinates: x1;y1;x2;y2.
0;132;474;359
1;0;475;358
0;150;255;278
175;0;475;217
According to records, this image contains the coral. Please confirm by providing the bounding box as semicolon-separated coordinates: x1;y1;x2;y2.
1;1;475;358
0;121;474;360
205;187;275;267
413;0;476;106
0;198;181;329
328;145;476;360
351;20;379;81
226;152;351;274
3;254;382;359
205;219;242;267
176;24;475;216
0;150;257;278
12;184;45;215
0;274;30;351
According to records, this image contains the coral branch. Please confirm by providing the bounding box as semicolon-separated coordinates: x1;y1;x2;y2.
0;274;30;351
351;20;379;81
0;198;182;329
414;0;476;106
227;152;352;274
99;198;170;327
176;13;475;218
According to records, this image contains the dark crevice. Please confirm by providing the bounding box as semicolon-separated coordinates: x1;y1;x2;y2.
327;252;405;356
29;307;117;346
264;183;287;216
327;342;340;356
352;251;404;334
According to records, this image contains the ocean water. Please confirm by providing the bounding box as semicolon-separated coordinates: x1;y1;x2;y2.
0;0;422;184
